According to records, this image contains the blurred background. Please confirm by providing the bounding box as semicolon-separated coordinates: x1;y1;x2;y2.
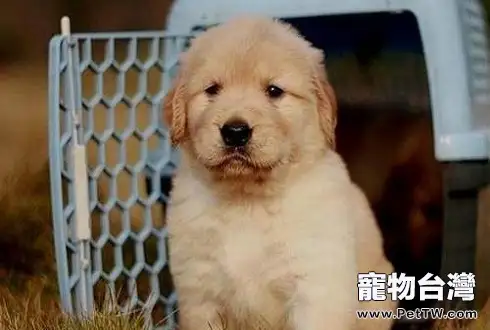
0;0;175;183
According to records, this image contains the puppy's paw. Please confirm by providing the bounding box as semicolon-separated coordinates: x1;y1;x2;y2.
290;284;357;330
178;301;225;330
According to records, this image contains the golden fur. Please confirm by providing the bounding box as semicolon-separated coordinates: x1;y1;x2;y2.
163;15;396;330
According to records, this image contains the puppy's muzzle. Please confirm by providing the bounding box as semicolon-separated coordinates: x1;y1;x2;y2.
220;119;253;148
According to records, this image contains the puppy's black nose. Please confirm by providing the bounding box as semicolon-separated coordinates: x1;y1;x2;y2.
220;120;252;147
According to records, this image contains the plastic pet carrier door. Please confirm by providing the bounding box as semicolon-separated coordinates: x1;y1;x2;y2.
48;21;191;328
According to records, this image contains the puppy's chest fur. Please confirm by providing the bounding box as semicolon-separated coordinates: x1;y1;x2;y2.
167;159;355;327
170;197;300;324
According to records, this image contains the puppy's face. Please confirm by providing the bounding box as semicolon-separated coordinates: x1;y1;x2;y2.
163;16;337;181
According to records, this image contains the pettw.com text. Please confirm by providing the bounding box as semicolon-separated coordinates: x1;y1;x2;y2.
357;308;478;320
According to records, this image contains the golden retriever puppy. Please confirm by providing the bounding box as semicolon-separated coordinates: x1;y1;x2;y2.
163;15;396;330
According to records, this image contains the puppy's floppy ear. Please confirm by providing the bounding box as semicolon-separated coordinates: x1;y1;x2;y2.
311;49;338;149
163;71;187;146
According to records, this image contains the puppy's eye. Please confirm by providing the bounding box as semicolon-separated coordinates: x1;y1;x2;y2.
205;83;221;96
266;85;284;99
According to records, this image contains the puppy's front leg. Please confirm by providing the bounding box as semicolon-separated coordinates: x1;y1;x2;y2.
178;299;225;330
290;265;357;330
291;286;357;330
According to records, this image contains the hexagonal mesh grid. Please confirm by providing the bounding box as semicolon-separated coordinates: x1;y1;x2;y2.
48;31;191;329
